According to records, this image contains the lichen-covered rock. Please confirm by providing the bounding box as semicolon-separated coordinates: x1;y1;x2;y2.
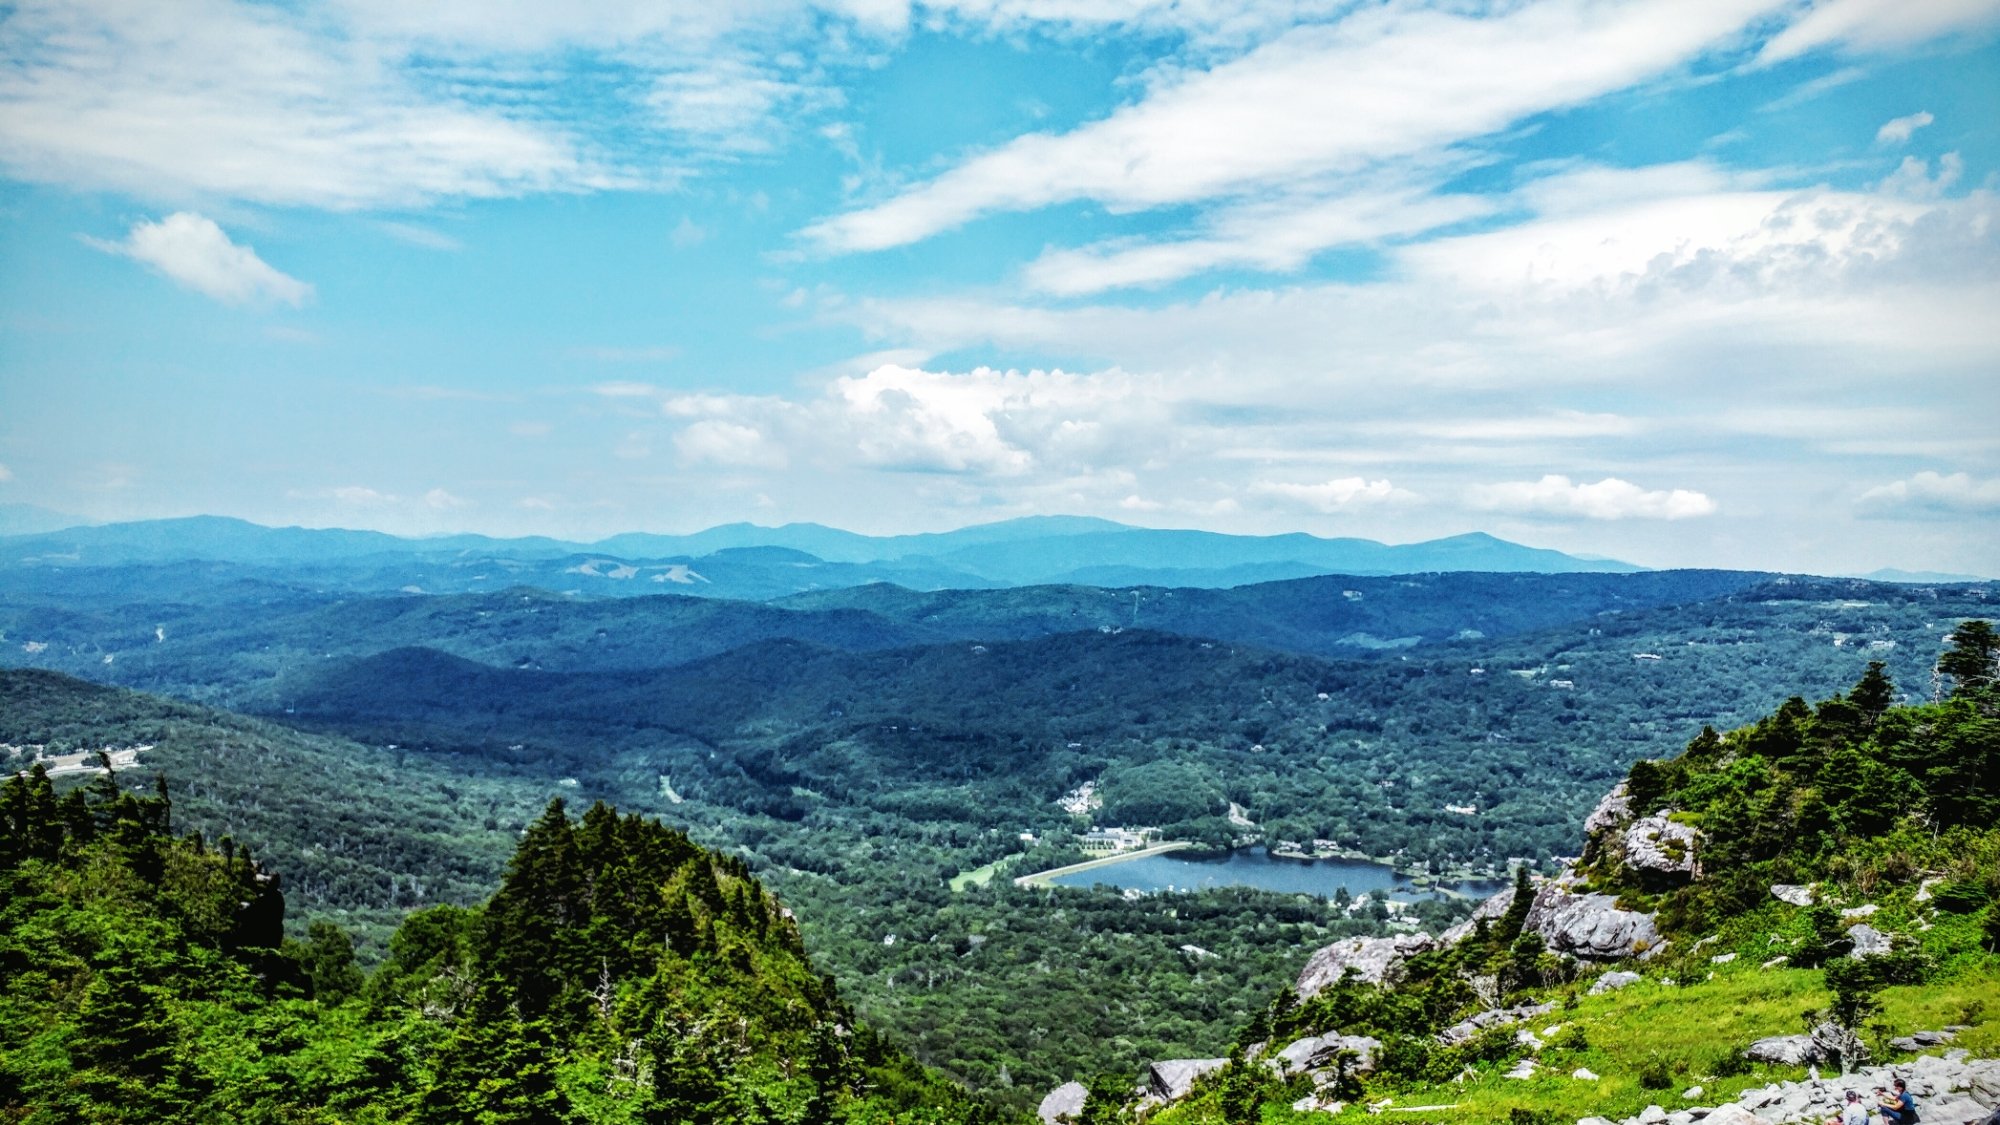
1525;881;1664;961
1038;1081;1088;1124
1846;923;1892;959
1770;884;1815;906
1295;933;1437;997
1621;815;1701;879
1143;1058;1228;1103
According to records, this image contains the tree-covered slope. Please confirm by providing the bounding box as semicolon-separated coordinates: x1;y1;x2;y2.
1114;624;2000;1124
0;767;1003;1123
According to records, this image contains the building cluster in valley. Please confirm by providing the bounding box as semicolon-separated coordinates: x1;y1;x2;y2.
4;743;151;779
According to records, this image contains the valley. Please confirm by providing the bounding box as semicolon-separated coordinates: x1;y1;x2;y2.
3;517;1995;1114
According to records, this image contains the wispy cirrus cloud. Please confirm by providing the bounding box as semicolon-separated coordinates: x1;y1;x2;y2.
84;212;313;306
804;0;1785;255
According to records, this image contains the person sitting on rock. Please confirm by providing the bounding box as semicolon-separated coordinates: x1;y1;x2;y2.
1838;1089;1869;1125
1890;1078;1919;1124
1875;1084;1901;1123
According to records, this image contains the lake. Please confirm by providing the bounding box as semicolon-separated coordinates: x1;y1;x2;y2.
1045;847;1509;901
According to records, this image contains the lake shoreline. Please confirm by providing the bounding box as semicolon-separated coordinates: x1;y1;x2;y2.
1026;845;1510;901
1011;841;1194;887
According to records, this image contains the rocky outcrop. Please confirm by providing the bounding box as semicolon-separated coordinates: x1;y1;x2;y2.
1892;1030;1961;1052
1524;879;1665;961
1037;1081;1087;1124
1142;1058;1227;1103
1620;815;1701;881
1295;933;1436;997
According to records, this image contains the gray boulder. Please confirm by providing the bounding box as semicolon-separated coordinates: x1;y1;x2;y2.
1744;1035;1816;1066
1525;880;1665;961
1270;1033;1381;1076
1771;883;1814;906
1584;782;1633;835
1143;1058;1227;1103
1589;970;1642;995
1037;1081;1088;1124
1295;933;1437;997
1622;815;1701;879
1847;924;1893;959
1890;1030;1959;1051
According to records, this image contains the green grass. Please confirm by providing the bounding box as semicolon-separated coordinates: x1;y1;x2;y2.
949;857;1011;891
1155;951;2000;1124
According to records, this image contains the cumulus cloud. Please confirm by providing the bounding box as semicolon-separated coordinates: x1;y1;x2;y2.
85;213;313;307
1467;475;1717;520
675;420;788;468
1251;477;1417;512
1857;470;2000;516
423;488;471;510
1876;110;1935;144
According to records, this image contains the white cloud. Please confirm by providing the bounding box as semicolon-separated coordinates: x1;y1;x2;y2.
1759;0;2000;62
1467;475;1717;520
804;0;1783;252
1857;470;2000;515
85;213;313;307
1876;110;1936;144
1251;477;1417;512
1879;152;1964;198
423;488;471;510
0;463;12;482
1023;182;1494;295
0;0;595;209
675;420;788;468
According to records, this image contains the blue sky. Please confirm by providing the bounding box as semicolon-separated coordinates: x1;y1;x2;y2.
0;0;1996;574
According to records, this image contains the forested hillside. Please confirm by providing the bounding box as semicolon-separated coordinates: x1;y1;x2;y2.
2;573;1993;1110
1121;625;2000;1123
0;767;1000;1123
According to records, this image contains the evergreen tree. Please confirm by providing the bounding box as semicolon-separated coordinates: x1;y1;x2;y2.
1939;619;1998;696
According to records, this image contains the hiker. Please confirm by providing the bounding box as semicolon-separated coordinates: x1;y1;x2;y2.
1838;1089;1868;1125
1888;1078;1919;1124
1876;1084;1901;1123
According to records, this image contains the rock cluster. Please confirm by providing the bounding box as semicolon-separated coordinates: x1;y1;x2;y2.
1579;1049;2000;1125
1438;1001;1556;1046
1588;970;1642;995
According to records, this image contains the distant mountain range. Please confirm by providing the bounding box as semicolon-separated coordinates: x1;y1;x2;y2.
0;513;1640;598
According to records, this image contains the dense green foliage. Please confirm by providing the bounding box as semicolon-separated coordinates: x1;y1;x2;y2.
0;767;1000;1123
